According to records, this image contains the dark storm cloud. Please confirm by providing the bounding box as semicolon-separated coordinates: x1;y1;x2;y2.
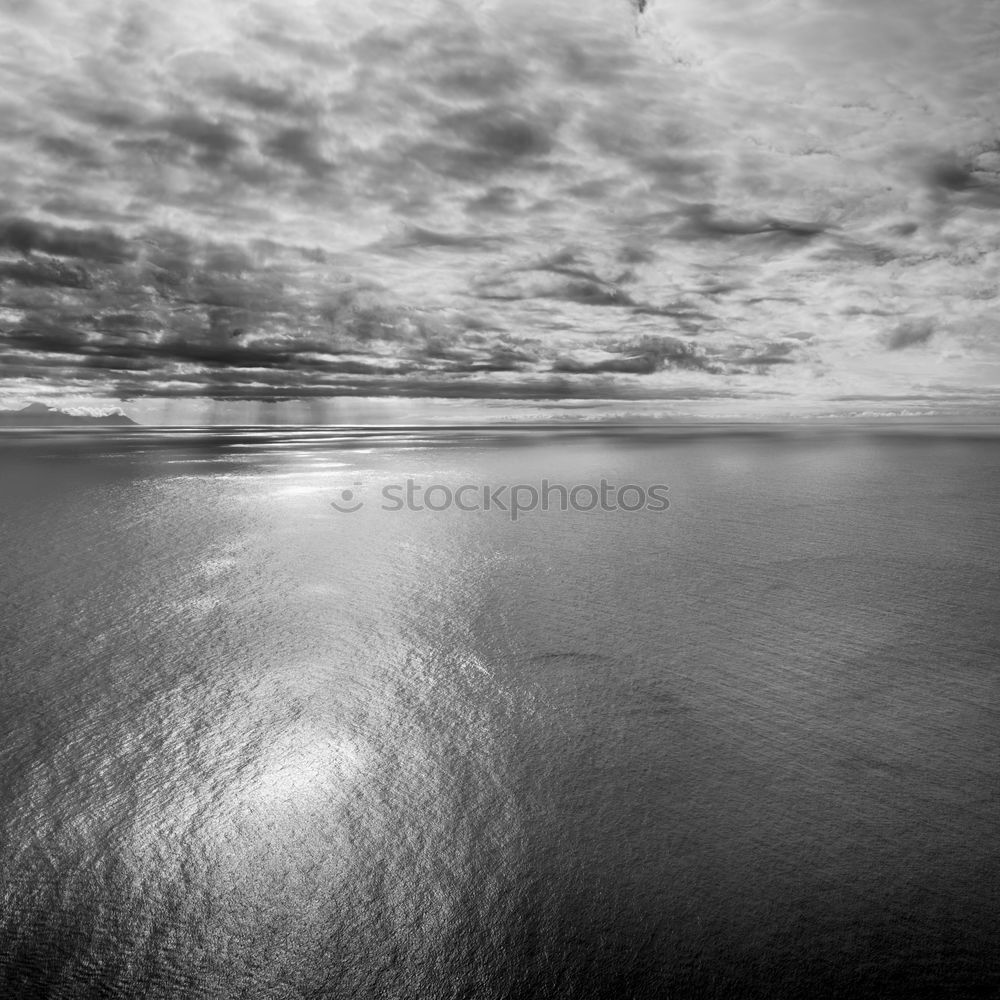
2;312;408;374
0;355;132;381
630;303;712;327
372;226;506;252
621;334;719;372
189;274;289;313
553;334;718;376
635;153;711;193
550;281;634;307
100;311;161;332
475;250;639;308
473;272;633;306
201;245;255;275
883;319;935;350
619;244;656;264
0;218;132;262
914;151;1000;213
553;354;658;375
485;344;538;369
211;76;301;114
414;105;556;179
419;340;537;374
48;87;146;134
519;249;629;290
0;212;734;399
927;159;976;193
263;127;334;178
161;115;245;166
3;312;96;355
727;341;800;366
0;221;436;391
36;135;105;169
0;258;91;289
665;204;829;242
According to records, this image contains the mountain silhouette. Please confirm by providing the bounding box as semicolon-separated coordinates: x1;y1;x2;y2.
0;402;137;427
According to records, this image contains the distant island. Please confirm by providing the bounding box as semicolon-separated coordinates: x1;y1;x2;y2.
0;402;137;427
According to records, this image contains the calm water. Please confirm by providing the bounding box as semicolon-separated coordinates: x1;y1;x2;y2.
0;427;998;999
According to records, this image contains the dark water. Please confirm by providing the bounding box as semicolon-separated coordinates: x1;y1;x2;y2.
0;427;998;999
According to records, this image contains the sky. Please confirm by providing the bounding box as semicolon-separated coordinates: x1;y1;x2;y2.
1;0;1000;422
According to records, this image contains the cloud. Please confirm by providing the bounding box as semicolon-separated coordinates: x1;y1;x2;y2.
553;354;659;375
407;105;558;183
160;114;245;167
0;0;998;409
883;319;935;350
666;204;829;242
0;217;131;262
372;226;506;252
0;258;91;289
263;127;334;178
211;76;301;114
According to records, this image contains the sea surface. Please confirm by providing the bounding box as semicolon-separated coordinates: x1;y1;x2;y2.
0;425;998;999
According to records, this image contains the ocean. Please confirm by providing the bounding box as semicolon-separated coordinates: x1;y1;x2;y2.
0;426;997;998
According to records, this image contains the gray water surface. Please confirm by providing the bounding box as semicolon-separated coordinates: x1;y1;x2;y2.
0;428;997;998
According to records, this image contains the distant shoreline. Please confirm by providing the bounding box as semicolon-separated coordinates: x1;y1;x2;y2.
2;419;1000;440
0;403;136;428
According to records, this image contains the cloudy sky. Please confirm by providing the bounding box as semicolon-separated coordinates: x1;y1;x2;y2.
2;0;1000;421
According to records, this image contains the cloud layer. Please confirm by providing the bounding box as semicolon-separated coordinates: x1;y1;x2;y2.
1;0;999;410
